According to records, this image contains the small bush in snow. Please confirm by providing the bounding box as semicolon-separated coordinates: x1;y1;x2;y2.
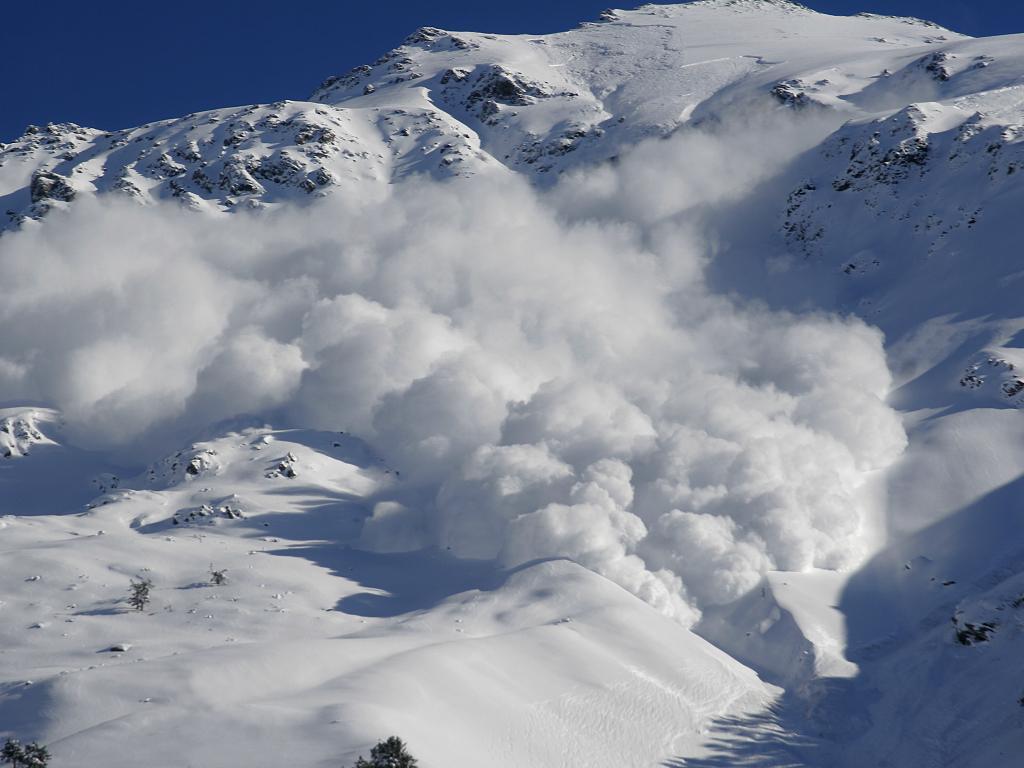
209;565;228;586
352;736;418;768
128;577;153;612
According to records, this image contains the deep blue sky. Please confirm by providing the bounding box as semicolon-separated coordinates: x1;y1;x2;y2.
1;1;1021;142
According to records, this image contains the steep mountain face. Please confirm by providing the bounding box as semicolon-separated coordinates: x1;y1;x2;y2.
2;2;1024;767
0;0;964;225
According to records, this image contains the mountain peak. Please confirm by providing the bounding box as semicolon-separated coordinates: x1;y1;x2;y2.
0;0;971;229
684;0;812;9
634;0;814;13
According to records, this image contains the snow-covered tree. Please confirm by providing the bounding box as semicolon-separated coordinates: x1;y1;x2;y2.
0;740;22;768
1;739;50;768
352;736;417;768
20;744;49;768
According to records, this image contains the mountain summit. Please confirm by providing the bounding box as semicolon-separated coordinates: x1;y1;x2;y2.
1;1;965;225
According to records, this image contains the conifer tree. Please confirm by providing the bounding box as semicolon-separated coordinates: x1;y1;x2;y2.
2;739;50;768
128;576;153;611
352;736;417;768
21;743;49;768
1;740;23;768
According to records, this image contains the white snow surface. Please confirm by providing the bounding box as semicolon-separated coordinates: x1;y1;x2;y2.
2;2;1024;766
1;423;774;767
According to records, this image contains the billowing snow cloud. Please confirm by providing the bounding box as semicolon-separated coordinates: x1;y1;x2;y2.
0;116;906;624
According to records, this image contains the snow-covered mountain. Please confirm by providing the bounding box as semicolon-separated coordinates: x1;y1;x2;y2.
2;2;1023;766
0;0;966;223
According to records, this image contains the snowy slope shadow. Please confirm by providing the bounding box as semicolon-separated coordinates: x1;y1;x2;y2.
0;680;53;742
0;406;126;517
672;473;1024;767
665;681;845;767
840;473;1024;660
271;545;505;617
236;484;371;542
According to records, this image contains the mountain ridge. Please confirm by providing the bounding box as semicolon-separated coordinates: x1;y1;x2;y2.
1;1;970;229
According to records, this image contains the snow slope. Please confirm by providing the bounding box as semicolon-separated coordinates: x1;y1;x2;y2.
2;1;1024;766
0;418;774;767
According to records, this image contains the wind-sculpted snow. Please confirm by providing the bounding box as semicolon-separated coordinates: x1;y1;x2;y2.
0;116;906;623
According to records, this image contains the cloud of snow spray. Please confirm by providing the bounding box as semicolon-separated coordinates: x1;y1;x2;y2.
0;112;906;625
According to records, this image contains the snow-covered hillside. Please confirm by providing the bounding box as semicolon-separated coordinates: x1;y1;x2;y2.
2;2;1024;766
0;0;965;225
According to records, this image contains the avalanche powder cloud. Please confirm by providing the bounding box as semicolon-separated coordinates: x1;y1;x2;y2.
0;118;907;624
